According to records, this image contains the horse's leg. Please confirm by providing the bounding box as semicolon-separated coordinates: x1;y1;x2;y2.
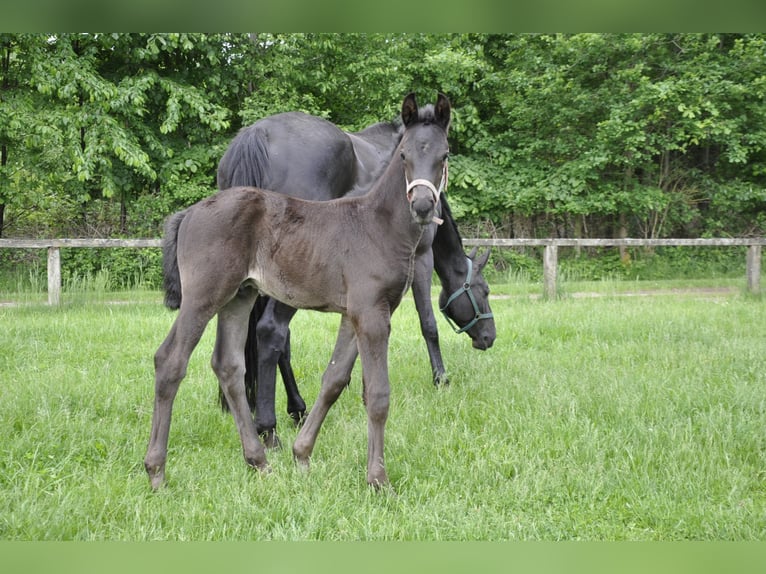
218;296;263;413
212;287;269;474
253;298;298;448
411;250;449;386
278;328;308;426
144;306;214;489
353;307;393;488
292;315;358;469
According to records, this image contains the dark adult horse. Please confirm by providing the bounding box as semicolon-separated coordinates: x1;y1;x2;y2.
145;93;452;488
217;101;495;446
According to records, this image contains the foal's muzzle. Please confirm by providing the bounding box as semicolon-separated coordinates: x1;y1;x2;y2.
407;186;438;225
406;162;447;225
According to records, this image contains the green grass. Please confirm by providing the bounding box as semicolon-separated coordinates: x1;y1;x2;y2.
1;285;764;540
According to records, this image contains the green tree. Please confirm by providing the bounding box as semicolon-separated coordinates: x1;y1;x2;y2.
2;33;238;238
3;33;765;246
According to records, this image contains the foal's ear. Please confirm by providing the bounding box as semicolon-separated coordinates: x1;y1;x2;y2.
435;93;451;130
401;92;418;127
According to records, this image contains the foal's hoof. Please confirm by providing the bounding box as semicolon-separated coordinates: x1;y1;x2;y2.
367;473;390;491
295;456;310;474
145;463;166;491
292;443;311;473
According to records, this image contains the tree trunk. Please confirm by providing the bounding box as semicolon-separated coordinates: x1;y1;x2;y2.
120;193;127;234
1;141;6;238
511;212;533;255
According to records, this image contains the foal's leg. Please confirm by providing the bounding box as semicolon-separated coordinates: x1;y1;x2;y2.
411;250;449;386
145;307;214;489
352;307;392;488
254;298;299;448
292;315;358;468
212;288;269;474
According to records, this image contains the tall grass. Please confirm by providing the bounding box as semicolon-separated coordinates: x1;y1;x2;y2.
1;289;764;540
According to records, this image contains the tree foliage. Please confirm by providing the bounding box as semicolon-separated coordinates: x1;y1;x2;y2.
1;33;765;242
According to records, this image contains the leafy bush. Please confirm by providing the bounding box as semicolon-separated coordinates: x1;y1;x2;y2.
482;245;749;284
60;247;163;290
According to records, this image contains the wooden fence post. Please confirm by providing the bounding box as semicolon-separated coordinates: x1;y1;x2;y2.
543;244;558;299
746;245;761;294
47;247;61;306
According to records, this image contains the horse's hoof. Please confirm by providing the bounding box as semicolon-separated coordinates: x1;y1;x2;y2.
260;429;282;450
433;373;450;387
289;410;307;428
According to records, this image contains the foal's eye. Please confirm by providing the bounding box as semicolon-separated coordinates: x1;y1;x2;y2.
400;152;406;160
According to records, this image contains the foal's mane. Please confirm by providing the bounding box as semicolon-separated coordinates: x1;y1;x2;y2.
414;103;439;125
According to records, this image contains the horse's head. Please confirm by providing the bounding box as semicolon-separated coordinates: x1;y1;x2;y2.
439;247;496;350
399;92;451;226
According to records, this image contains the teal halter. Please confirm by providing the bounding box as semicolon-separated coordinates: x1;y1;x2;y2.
439;256;494;334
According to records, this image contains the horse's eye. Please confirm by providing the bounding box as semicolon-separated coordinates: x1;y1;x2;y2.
443;152;450;161
400;152;406;160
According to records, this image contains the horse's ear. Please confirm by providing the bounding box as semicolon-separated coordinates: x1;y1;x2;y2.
467;246;478;259
475;248;491;270
401;93;418;127
435;93;451;131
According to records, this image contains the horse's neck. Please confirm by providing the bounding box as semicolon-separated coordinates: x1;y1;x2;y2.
346;125;403;197
432;209;468;288
352;121;403;152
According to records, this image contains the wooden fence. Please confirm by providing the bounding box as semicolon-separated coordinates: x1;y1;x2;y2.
0;238;161;305
0;237;763;304
462;237;764;299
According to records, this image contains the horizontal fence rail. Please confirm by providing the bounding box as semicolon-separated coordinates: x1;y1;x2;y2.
462;237;765;299
0;238;161;305
1;237;763;304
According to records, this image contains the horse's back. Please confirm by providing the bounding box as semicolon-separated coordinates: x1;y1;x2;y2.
218;112;357;200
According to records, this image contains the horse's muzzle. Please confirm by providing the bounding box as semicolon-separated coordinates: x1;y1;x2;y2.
472;334;494;350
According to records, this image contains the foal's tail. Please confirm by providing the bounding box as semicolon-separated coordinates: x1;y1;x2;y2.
161;209;188;310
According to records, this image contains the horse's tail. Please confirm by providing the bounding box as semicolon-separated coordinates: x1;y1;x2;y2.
216;125;269;189
161;209;188;310
216;125;270;414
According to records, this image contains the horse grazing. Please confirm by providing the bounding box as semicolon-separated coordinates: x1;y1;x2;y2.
215;99;495;447
145;93;452;488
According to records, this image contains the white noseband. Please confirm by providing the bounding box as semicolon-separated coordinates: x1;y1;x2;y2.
405;161;448;225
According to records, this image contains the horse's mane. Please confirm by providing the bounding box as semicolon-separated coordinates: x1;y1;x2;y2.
438;191;462;243
355;101;444;139
354;117;405;139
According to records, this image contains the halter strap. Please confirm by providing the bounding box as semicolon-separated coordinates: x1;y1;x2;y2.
405;161;448;225
439;256;494;334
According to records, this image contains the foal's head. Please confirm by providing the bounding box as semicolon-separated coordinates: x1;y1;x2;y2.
399;93;451;226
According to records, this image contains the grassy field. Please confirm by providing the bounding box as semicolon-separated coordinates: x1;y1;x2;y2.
1;281;764;540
